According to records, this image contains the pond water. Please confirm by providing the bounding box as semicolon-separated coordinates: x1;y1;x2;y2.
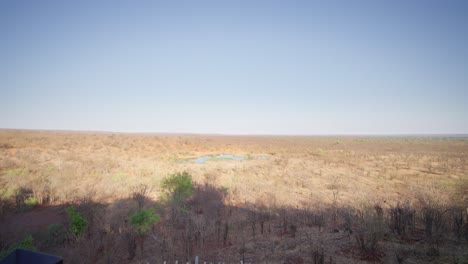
193;154;245;164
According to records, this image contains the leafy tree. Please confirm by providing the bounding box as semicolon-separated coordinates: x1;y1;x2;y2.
130;208;160;235
129;207;160;254
161;171;194;201
66;206;88;237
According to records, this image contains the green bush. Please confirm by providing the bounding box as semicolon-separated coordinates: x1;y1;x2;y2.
130;208;160;235
24;197;38;208
66;206;88;237
161;171;194;201
0;235;36;260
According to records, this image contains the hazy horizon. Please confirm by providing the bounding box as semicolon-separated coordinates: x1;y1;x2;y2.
2;128;468;138
1;1;467;135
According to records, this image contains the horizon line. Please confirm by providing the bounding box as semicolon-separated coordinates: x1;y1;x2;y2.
1;128;467;138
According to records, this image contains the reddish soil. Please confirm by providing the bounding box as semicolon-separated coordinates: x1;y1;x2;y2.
3;205;67;233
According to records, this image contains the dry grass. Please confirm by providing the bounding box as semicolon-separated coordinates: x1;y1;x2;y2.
0;129;467;263
1;130;466;206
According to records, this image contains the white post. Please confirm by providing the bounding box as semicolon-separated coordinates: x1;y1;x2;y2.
195;256;199;264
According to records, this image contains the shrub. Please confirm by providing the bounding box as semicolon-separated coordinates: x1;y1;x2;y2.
131;184;150;209
66;206;88;237
393;244;411;264
300;209;325;231
0;235;36;260
161;171;194;201
389;202;415;236
1;187;16;200
451;207;468;243
0;188;15;216
353;206;387;257
14;187;33;209
24;197;38;208
312;246;325;264
130;208;160;235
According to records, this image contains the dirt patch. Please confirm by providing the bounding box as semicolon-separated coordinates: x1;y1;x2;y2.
2;205;67;234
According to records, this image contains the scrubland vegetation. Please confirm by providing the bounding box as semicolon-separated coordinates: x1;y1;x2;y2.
0;130;467;263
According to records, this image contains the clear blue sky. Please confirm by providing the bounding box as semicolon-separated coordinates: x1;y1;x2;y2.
1;0;467;135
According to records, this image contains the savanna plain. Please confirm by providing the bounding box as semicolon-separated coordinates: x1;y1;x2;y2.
0;130;467;263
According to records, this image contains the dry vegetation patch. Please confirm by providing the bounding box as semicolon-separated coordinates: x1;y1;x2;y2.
0;130;467;263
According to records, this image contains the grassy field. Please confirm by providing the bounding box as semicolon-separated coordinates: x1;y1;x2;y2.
0;129;467;263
